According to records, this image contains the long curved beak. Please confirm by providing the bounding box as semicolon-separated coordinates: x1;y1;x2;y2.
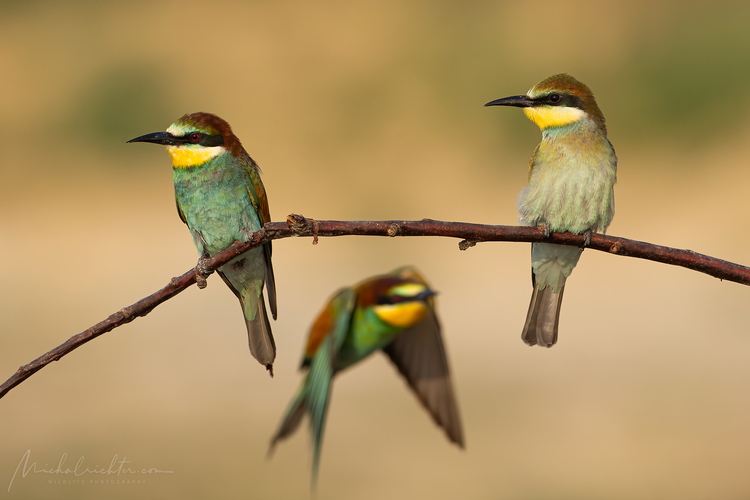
484;95;534;108
127;131;181;145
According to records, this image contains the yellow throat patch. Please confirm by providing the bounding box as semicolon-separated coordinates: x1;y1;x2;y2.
373;283;431;328
166;145;224;168
523;105;586;130
374;301;429;328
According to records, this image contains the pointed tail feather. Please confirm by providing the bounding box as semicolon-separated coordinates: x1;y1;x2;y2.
268;337;336;490
268;386;308;458
521;284;564;348
305;339;336;490
245;293;276;373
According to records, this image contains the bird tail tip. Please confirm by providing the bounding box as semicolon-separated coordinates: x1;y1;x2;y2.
521;285;564;347
245;294;277;368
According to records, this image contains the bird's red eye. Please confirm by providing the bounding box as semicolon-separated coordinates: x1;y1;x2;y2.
190;133;201;142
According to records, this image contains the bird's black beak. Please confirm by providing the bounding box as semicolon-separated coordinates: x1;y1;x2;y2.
484;95;534;108
127;131;182;146
415;288;438;301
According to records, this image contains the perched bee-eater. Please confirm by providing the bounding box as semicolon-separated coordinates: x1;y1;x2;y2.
128;112;277;373
485;74;617;347
269;267;463;486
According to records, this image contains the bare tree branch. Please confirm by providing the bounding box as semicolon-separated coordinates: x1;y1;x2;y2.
2;214;748;400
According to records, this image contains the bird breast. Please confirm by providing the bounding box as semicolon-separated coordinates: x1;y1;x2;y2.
518;124;616;235
173;157;263;255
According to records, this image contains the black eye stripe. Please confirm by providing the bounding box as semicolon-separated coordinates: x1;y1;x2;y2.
376;294;420;305
176;133;225;147
534;92;584;109
199;134;224;147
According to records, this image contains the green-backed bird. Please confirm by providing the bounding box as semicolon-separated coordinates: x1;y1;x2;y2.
128;112;277;373
269;266;463;486
485;74;617;347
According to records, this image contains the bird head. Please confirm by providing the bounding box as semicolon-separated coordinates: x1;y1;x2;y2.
127;112;246;167
485;73;606;133
301;268;436;365
365;276;436;329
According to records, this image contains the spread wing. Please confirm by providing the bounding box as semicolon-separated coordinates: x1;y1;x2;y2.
382;299;464;448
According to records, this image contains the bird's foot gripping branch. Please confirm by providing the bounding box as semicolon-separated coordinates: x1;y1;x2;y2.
2;215;750;400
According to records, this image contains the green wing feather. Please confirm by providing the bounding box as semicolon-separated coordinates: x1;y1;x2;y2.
175;198;187;225
241;154;277;319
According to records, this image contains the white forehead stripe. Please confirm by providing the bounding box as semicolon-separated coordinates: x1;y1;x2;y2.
166;122;193;136
389;283;427;298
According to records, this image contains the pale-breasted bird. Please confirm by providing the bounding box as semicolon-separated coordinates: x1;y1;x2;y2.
268;267;463;486
485;74;617;347
128;113;277;373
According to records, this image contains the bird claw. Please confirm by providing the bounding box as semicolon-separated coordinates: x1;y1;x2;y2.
195;255;213;290
582;230;592;247
542;223;552;238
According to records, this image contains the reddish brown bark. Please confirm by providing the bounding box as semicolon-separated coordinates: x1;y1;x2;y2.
2;214;748;400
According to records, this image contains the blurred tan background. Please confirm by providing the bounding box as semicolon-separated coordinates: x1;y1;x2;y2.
2;0;750;498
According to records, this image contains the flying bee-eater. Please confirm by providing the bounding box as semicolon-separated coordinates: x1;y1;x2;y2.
485;74;617;347
128;112;277;373
269;267;463;486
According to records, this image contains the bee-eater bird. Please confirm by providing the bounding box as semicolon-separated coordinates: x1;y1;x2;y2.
269;267;463;486
128;112;277;373
485;74;617;347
